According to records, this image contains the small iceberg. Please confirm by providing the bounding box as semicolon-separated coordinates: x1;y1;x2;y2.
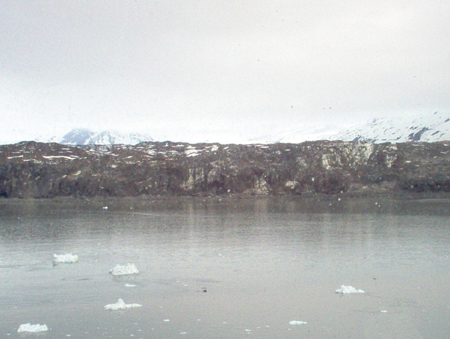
109;263;139;275
17;323;49;333
53;254;79;263
289;320;307;325
335;285;365;294
104;298;142;311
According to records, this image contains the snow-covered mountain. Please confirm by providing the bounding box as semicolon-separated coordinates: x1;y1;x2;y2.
39;129;154;145
32;112;450;145
248;112;450;144
331;112;450;143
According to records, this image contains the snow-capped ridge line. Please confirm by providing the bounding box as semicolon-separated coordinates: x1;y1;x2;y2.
33;112;450;145
331;112;450;143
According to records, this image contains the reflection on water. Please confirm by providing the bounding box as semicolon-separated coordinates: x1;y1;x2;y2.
1;197;450;338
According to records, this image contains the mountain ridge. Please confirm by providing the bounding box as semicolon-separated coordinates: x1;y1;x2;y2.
332;112;450;143
32;112;450;145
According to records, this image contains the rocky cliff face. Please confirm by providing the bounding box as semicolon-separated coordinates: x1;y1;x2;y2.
0;140;449;199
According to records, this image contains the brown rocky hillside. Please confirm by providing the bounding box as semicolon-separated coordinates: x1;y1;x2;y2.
0;140;449;198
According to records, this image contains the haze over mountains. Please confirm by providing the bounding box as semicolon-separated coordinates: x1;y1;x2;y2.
251;112;450;144
33;111;450;145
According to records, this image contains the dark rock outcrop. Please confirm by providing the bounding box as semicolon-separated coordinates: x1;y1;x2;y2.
0;140;449;199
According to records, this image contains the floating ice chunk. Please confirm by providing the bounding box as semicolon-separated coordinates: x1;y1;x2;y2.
125;284;137;288
335;285;365;294
104;298;142;310
289;320;307;325
53;254;78;263
17;323;49;333
109;263;139;275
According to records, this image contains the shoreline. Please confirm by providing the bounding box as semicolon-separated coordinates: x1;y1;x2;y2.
1;190;449;204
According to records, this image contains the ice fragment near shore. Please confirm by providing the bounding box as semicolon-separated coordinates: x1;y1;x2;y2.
53;254;78;263
17;323;49;333
109;263;139;275
104;298;142;310
289;320;307;325
335;285;365;294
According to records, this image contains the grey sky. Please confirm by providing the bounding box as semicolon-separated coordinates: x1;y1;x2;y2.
1;0;449;143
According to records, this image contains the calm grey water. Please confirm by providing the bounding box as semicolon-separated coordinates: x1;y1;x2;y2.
1;197;450;338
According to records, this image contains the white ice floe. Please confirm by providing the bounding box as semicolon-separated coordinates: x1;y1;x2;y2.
104;298;142;310
109;263;139;275
53;253;79;263
335;285;365;294
17;323;49;333
125;284;137;288
289;320;307;325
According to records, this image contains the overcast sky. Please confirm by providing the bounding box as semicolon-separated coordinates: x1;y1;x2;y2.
1;0;449;143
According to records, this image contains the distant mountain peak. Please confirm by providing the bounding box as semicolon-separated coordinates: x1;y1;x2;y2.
44;129;154;145
60;128;95;145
